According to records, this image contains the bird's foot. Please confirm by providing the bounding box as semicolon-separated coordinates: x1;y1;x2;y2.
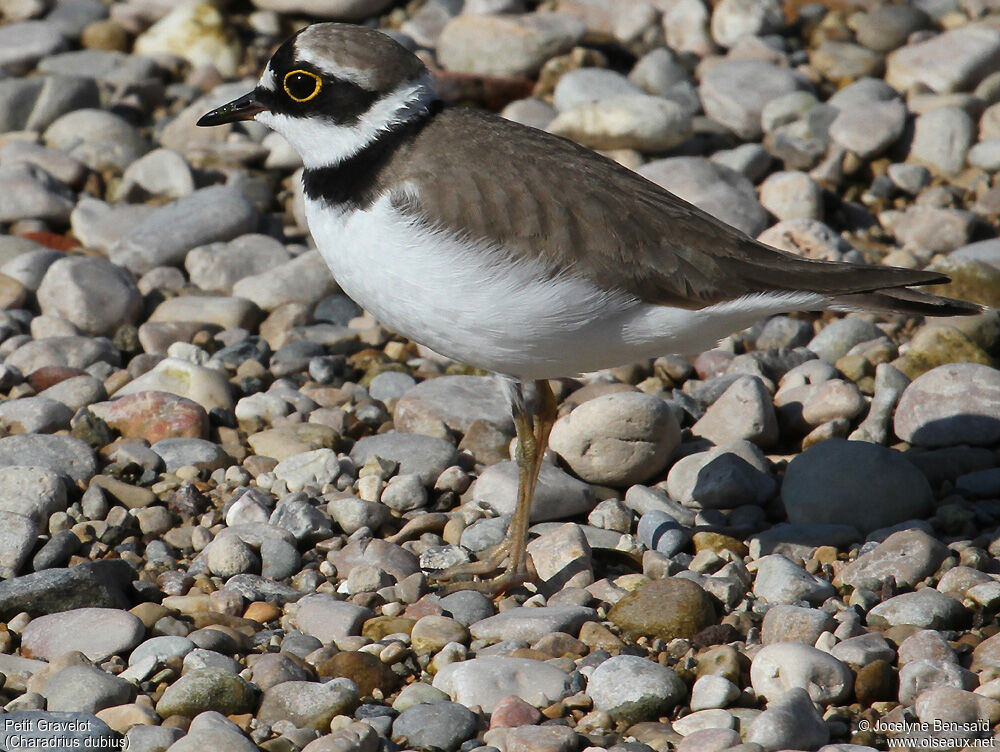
430;542;534;596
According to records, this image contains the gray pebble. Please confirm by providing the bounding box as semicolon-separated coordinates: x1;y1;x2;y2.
109;186;258;274
392;701;478;752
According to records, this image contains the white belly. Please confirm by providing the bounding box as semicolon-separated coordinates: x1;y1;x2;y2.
305;194;826;379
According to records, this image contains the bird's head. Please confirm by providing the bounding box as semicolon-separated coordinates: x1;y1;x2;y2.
197;23;435;168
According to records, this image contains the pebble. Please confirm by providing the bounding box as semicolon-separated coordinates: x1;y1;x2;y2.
472;460;595;522
0;434;97;483
690;674;742;711
432;656;576;712
350;433;458;486
750;642;853;705
867;589;969;630
0;559;134;618
470;605;594;644
293;593;373;644
117;357;234;411
752;554;836;606
109;186;258;274
549;391;680;486
155;668;258;718
437;13;586;78
761;604;836;646
899;659;977;706
757;219;860;263
666;439;775;509
0;20;67;74
36;255;142;337
829;99;906;159
908;106;975;176
38;374;106;411
129;635;196;666
0;164;75;224
608;577;716;640
746;688;829;752
885;25;1000;94
231;250;337;311
758;171;823;221
394;374;512;438
548;95;692;152
21;607;145;661
700;60;810;140
692;376;778;448
552;67;643;112
42;664;135;714
0;395;72;434
392;701;478;751
710;0;783;48
249;0;393;20
838;528;948;591
782;439;934;534
44;108;149;172
90;391;209;444
894;363;1000;447
636;510;691;556
525;522;594;590
116;147;195;203
0;465;66;523
589;654;687;723
134;2;241;76
165;711;258;752
151;437;231;474
257;678;359;731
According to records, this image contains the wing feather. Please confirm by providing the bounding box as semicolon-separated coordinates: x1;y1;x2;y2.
388;107;957;309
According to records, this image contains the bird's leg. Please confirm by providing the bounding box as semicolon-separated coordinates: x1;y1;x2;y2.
433;379;557;595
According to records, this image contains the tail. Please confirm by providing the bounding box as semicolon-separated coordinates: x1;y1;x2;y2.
832;286;985;317
735;253;986;317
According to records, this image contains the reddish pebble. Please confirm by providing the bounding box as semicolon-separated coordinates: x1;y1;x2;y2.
402;593;445;620
692;349;734;379
489;694;543;729
27;366;88;391
18;232;77;252
90;390;209;443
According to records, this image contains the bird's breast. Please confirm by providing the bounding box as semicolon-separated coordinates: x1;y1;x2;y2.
302;193;636;376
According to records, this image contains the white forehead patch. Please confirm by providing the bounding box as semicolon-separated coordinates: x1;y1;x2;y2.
293;36;375;89
259;65;277;92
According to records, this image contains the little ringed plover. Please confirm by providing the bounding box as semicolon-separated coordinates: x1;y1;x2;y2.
199;23;980;594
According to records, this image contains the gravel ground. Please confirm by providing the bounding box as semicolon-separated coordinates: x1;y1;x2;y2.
0;0;999;751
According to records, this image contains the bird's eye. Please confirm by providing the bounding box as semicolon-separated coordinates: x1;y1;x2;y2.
283;70;322;102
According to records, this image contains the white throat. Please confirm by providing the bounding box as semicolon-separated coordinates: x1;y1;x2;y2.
255;73;436;169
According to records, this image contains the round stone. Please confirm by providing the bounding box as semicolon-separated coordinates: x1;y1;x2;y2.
21;608;145;662
894;363;1000;447
608;578;716;641
36;256;142;337
155;668;258;718
392;701;478;752
90;391;209;444
256;678;359;731
750;643;853;705
549;392;681;486
589;654;687;724
781;439;934;534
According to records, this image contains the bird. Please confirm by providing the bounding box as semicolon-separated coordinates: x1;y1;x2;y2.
198;22;980;594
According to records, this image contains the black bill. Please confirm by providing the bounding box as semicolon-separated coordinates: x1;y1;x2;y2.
197;90;266;126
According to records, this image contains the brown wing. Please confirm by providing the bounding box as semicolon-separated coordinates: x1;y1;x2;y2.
387;107;960;311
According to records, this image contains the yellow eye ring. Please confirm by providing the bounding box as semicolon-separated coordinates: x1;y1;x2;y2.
283;69;323;102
